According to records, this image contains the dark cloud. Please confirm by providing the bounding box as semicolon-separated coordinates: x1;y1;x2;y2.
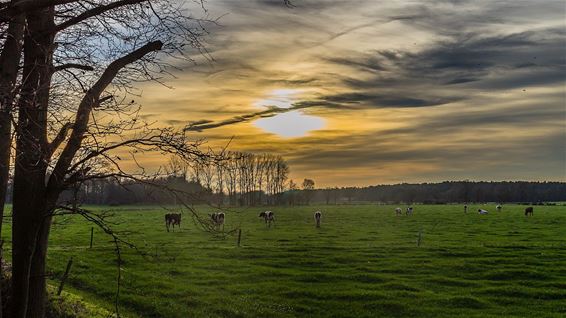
185;99;353;132
324;56;386;73
185;106;286;131
323;92;461;108
310;27;565;108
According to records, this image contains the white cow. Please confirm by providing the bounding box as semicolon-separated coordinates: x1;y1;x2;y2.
496;205;502;212
395;207;402;216
314;211;322;228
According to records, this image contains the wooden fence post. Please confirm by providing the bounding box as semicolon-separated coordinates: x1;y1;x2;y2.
89;227;94;249
237;229;242;247
57;257;74;296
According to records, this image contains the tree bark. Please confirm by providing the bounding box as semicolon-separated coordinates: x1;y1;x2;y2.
26;208;53;318
11;5;55;318
0;2;25;316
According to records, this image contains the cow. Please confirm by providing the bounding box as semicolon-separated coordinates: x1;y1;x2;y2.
406;207;413;216
496;204;502;212
395;207;402;216
464;205;468;213
209;212;226;230
525;206;534;216
314;211;322;228
165;213;182;232
478;209;488;215
259;211;275;228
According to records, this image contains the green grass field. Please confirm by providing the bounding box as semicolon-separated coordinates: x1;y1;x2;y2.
3;204;566;317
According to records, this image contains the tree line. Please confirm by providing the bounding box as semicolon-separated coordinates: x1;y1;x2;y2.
187;152;289;206
34;152;292;206
312;181;566;204
12;176;562;207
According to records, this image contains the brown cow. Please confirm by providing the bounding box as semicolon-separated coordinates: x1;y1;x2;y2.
165;213;182;232
525;206;534;216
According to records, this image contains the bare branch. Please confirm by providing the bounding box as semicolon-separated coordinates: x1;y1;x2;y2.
53;0;148;33
47;122;72;158
53;63;94;72
47;40;163;194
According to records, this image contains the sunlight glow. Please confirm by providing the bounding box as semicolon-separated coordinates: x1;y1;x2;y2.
254;110;325;138
252;89;324;137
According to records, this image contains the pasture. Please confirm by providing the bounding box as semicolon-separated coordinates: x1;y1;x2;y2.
3;204;566;317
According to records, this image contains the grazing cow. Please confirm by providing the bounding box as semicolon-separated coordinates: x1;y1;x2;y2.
525;206;534;216
395;207;402;216
464;205;468;213
259;211;275;228
314;211;322;228
496;204;502;212
478;209;489;215
165;213;182;232
209;212;226;230
406;207;413;216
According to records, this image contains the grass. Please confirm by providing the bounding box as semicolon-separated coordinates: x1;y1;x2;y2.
3;204;566;317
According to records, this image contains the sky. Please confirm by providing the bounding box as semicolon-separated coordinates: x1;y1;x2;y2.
136;0;566;187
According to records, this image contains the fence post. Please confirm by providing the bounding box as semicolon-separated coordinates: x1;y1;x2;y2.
89;227;94;249
57;257;74;296
237;229;242;247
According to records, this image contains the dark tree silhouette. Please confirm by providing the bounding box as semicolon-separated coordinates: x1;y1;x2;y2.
0;1;212;317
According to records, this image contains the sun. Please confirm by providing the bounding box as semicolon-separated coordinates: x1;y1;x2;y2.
252;89;325;138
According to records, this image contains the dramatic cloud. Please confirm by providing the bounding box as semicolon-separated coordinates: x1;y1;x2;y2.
135;0;566;186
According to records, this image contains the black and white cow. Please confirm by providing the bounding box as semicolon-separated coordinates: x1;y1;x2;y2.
478;209;489;215
406;207;414;216
314;211;322;228
464;205;468;213
496;204;502;212
259;211;275;228
209;212;225;230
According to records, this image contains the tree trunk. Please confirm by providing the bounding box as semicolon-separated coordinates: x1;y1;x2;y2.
0;6;25;316
26;18;56;318
11;5;54;317
26;208;53;318
11;195;45;318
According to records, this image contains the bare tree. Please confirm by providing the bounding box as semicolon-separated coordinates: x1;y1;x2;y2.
302;178;315;205
2;1;212;317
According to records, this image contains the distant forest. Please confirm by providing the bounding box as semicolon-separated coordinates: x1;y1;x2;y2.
6;179;562;207
6;149;563;206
